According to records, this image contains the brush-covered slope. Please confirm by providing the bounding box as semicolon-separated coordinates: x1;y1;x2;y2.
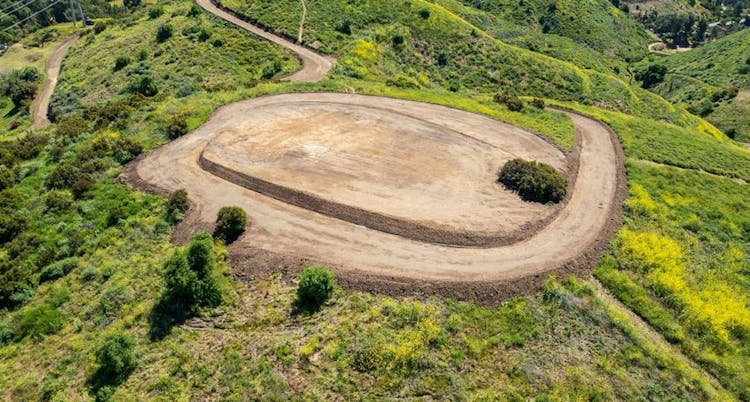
642;28;750;141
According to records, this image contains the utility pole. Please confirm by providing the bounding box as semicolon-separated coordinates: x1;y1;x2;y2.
69;0;76;27
75;0;85;25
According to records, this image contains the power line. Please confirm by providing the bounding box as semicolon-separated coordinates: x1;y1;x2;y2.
0;0;30;16
0;0;63;33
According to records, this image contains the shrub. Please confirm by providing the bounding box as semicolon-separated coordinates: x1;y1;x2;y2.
212;38;224;47
296;265;336;310
127;75;158;97
56;115;89;139
44;190;74;211
531;98;546;109
93;22;107;34
113;55;130;72
111;137;142;164
198;28;211;42
493;92;524;112
392;33;405;46
161;233;222;311
40;257;79;283
0;165;16;191
71;175;96;199
418;8;431;19
167;189;189;217
155;23;173;43
46;164;80;190
335;20;352;35
636;64;667;89
165;116;188;139
9;80;37;109
213;206;247;243
498;159;567;204
15;305;65;340
187;4;202;17
148;6;163;19
123;0;140;8
94;333;137;386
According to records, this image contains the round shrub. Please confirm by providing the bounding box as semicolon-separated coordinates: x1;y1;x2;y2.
167;189;189;215
166;117;188;139
44;190;74;211
213;206;246;243
155;23;173;43
16;305;65;340
0;165;16;191
493;92;524;112
113;55;130;72
498;159;567;204
296;265;336;310
95;332;137;385
531;98;546;109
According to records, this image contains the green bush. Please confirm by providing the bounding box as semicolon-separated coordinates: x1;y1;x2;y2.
93;21;107;35
40;257;79;283
418;8;431;19
56;115;89;139
113;55;130;72
155;23;173;43
161;232;223;312
94;333;137;386
296;265;337;310
493;92;524;112
213;206;247;244
15;305;65;340
0;165;16;191
166;189;189;219
148;6;163;19
165;116;188;139
498;159;567;203
44;190;74;212
531;98;546;109
126;75;158;97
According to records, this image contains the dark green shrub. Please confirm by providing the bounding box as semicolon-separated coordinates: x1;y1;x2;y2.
213;206;247;243
46;164;80;190
126;75;158;97
187;4;202;17
160;233;222;312
418;8;431;19
212;38;224;47
148;6;163;19
0;321;14;347
392;33;405;46
15;305;65;340
40;257;79;283
296;265;336;310
9;80;37;109
156;23;173;42
167;189;189;220
531;98;546;109
166;116;188;139
123;0;140;8
198;28;211;42
0;165;16;191
0;212;26;244
93;22;107;34
113;55;130;72
56;115;89;139
71;175;96;199
493;92;524;112
499;159;567;203
335;20;352;35
44;190;74;211
111;137;142;164
636;64;667;89
94;333;137;386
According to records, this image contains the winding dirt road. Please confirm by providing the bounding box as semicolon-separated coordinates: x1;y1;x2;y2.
196;0;334;82
124;93;625;297
29;34;77;130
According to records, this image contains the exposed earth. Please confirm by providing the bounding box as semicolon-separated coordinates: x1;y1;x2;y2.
29;34;78;129
122;93;625;300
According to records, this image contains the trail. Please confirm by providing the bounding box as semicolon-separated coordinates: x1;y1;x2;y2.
633;158;747;185
195;0;334;82
29;34;77;130
591;280;730;399
124;93;626;295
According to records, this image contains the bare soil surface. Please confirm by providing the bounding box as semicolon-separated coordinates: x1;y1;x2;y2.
29;34;78;130
122;93;625;300
196;0;334;82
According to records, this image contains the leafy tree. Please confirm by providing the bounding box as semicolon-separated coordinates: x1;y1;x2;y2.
636;64;668;89
295;265;337;311
498;159;567;203
92;332;137;394
213;206;247;244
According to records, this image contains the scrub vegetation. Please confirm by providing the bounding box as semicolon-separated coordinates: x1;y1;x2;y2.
1;0;749;399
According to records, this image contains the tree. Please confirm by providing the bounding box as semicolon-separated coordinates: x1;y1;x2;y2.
92;333;137;391
636;64;668;89
295;265;337;311
166;189;189;217
213;206;247;244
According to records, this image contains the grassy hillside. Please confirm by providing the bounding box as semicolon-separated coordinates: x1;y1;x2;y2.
641;29;750;141
1;0;750;399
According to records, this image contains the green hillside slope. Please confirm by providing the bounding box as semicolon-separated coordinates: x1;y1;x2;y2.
643;29;750;141
1;0;750;400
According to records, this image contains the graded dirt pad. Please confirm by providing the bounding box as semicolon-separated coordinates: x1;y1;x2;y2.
123;93;625;301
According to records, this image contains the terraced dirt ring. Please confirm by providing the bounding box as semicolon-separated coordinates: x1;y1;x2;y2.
122;93;626;301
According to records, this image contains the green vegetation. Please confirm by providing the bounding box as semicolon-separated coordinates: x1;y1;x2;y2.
2;0;750;398
213;206;247;244
638;29;750;140
499;159;567;204
295;265;336;311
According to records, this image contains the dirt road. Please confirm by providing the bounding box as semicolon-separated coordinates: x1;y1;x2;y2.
124;93;625;294
29;34;77;130
196;0;334;82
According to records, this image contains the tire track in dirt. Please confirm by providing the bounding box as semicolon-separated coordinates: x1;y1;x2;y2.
196;0;334;82
29;34;78;130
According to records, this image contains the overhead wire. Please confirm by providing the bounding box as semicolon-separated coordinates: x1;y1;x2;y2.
0;0;63;33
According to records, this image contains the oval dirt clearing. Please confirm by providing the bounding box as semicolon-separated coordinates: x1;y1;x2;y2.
123;93;624;297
